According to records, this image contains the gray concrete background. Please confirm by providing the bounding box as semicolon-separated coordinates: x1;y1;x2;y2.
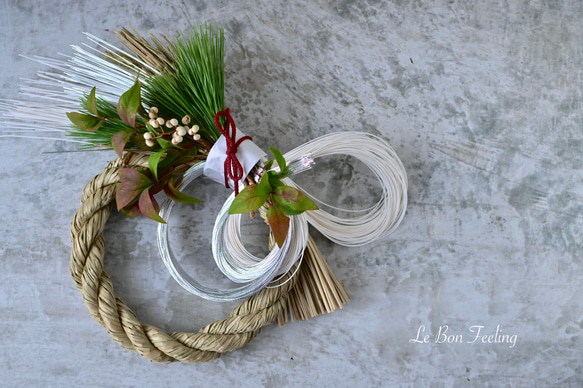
1;0;582;386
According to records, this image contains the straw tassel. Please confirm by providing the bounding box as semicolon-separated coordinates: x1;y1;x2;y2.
259;207;350;324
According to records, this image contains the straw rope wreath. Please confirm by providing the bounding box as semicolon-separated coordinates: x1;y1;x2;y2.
0;24;404;363
70;152;349;363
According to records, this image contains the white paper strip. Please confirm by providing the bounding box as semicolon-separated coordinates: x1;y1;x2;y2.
203;130;267;190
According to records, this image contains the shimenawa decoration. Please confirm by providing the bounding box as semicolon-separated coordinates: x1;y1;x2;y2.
1;23;408;363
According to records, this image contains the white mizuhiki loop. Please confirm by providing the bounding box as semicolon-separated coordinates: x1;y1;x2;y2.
157;162;308;302
282;132;408;247
213;198;308;284
158;131;408;301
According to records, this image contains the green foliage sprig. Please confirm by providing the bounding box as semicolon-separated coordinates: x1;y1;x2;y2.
65;23;226;222
142;23;224;142
67;79;204;222
229;148;319;247
64;23;316;241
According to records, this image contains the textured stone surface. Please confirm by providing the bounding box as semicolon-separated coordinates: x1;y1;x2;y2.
1;0;582;386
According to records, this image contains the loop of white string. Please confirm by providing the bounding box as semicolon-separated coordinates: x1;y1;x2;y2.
283;132;408;247
212;201;308;284
158;163;302;301
158;131;407;301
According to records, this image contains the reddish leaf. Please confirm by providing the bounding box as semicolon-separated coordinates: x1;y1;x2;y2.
149;179;167;195
272;185;318;215
120;201;141;218
267;205;290;248
117;78;142;127
112;130;134;158
118;168;152;190
228;184;269;214
116;182;140;211
116;168;152;210
138;189;166;223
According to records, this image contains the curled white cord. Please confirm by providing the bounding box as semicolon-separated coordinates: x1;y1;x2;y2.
212;201;308;284
158;131;407;301
157;163;302;301
284;132;408;247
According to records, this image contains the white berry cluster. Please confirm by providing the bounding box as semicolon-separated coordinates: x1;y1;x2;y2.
143;106;201;147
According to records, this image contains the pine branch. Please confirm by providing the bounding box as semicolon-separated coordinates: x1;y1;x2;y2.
142;23;225;142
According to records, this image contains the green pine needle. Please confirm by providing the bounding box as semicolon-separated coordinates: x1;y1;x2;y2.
142;23;225;142
67;23;225;149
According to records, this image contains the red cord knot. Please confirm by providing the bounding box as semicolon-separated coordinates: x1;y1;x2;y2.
214;108;252;195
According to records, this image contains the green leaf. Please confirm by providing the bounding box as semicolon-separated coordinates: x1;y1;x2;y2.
263;159;274;171
270;202;303;216
158;149;182;169
116;168;153;210
267;170;285;188
157;137;173;150
269;147;288;173
117;78;142;127
272;185;319;216
87;87;99;116
66;112;104;132
228;184;269;214
267;205;290;248
148;150;165;181
255;174;272;196
164;177;203;204
138;188;166;223
112;130;134;158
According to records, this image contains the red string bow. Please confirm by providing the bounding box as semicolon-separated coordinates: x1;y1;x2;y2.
214;108;252;195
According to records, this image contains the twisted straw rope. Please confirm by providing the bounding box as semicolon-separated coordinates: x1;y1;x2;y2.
69;153;298;363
